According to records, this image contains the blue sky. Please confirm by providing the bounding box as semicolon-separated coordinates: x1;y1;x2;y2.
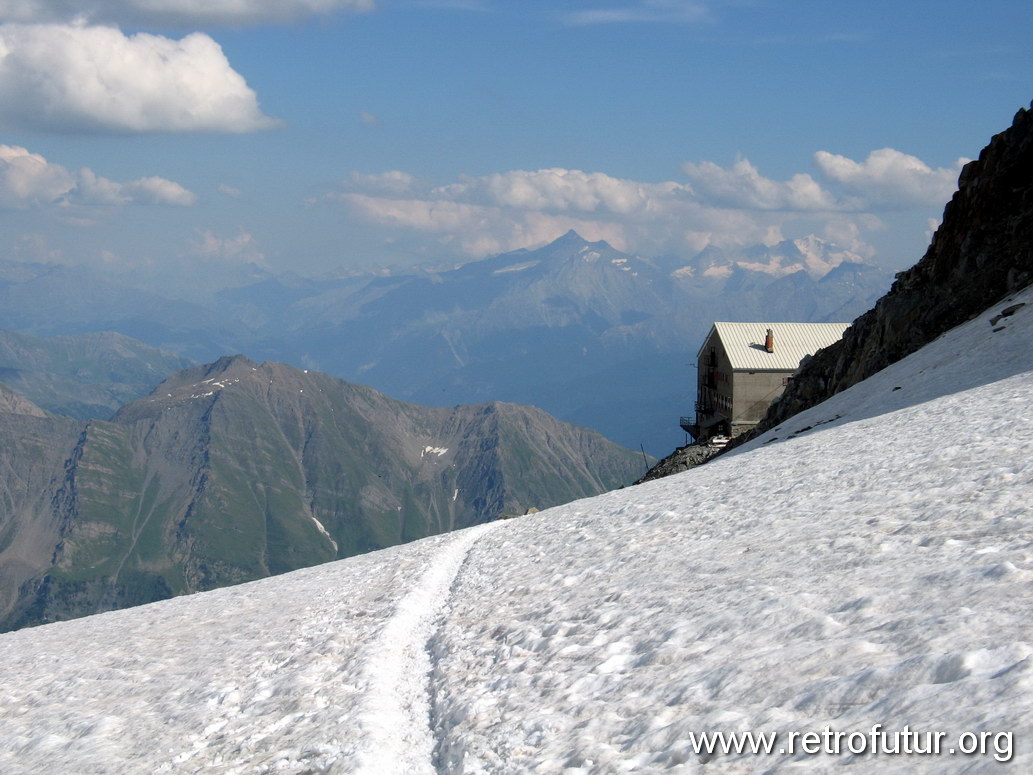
0;0;1030;287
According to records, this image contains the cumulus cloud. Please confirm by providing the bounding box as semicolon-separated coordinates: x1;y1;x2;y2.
332;147;959;260
681;158;839;211
334;167;786;258
0;144;196;210
438;168;688;215
814;148;967;209
0;145;71;207
187;229;267;265
684;149;965;212
0;0;374;27
564;0;711;26
0;23;279;133
121;176;197;206
341;193;630;256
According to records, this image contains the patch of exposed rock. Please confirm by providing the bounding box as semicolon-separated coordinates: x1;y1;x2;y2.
0;383;47;418
751;102;1033;435
635;442;721;484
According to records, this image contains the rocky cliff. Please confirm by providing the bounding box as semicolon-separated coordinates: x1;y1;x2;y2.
756;102;1033;432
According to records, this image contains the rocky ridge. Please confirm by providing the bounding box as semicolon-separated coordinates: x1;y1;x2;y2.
0;356;646;631
756;102;1033;432
0;329;194;419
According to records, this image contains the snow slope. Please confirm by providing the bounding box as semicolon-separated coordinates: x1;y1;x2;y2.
3;286;1033;773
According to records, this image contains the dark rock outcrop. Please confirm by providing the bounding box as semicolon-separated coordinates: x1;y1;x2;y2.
634;442;721;484
753;102;1033;433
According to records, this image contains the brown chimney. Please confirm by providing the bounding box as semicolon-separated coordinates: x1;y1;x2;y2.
764;328;774;353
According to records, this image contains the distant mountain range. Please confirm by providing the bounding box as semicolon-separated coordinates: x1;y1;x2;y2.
0;232;892;453
0;357;644;631
0;329;194;419
0;231;887;628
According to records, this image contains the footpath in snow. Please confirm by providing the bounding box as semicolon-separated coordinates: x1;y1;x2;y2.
354;522;496;775
0;524;496;774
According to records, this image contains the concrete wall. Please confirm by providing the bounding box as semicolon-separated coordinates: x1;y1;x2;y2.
731;370;790;434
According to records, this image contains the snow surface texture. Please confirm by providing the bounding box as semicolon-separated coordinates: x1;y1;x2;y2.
0;528;495;774
355;522;493;775
3;286;1033;773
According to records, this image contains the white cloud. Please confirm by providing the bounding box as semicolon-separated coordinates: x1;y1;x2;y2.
0;144;196;209
187;228;267;265
0;1;374;27
438;168;688;215
814;148;967;209
821;218;878;258
563;0;711;26
681;157;840;211
121;176;197;206
684;149;966;212
217;183;242;198
0;145;72;207
341;194;629;256
0;23;280;133
333;146;958;261
335;167;787;258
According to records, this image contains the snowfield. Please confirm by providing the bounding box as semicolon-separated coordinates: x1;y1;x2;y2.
3;285;1033;773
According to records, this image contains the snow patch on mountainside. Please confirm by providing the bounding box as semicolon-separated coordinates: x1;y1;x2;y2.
310;516;337;552
492;260;539;275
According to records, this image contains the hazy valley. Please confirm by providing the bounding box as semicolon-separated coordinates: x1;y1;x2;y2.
0;232;890;455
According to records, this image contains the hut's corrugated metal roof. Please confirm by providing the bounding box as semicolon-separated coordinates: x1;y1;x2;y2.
706;322;850;371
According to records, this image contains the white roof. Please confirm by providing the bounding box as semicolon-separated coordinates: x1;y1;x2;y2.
705;321;850;371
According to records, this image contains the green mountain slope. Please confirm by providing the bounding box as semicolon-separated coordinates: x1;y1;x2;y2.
0;356;646;630
0;329;194;419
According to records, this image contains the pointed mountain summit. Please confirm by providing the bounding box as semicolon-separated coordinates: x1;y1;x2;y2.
553;228;589;246
209;227;889;454
0;356;645;631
